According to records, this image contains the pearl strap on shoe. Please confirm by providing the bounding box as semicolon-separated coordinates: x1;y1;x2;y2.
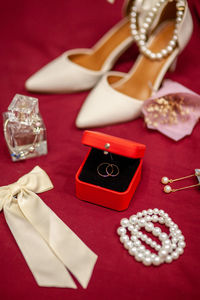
117;208;185;266
130;0;186;60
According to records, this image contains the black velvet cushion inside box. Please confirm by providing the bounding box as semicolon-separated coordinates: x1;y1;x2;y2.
79;148;140;192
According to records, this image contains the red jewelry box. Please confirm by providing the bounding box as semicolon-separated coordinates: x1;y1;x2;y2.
75;131;146;211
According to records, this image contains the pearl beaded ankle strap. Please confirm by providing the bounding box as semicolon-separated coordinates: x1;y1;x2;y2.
117;208;185;266
130;0;186;60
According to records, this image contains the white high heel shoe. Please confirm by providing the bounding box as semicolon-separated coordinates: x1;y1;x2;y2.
76;0;193;128
25;0;158;93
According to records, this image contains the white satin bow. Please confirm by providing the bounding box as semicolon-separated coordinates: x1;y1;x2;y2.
0;166;97;288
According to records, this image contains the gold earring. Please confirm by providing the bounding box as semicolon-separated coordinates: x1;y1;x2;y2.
161;169;200;193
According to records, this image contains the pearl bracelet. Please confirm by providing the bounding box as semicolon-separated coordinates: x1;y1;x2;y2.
117;208;185;266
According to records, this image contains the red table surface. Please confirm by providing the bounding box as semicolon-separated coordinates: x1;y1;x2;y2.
0;1;199;299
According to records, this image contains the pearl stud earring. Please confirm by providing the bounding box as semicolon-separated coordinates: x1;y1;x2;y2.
161;169;200;193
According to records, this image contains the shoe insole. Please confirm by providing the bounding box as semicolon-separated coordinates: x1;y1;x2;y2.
114;21;177;100
69;19;131;71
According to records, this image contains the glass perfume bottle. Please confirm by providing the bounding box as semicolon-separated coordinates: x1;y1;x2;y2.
3;94;48;161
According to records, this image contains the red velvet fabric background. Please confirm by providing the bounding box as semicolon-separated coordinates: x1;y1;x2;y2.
0;0;200;299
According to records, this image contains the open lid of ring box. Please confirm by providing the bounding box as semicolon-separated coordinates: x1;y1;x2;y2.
76;131;146;211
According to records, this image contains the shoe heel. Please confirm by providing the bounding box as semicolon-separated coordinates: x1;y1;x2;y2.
169;57;178;72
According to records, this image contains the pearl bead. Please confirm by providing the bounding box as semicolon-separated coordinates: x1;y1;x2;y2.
159;217;165;224
169;40;176;47
129;215;137;224
167;45;173;53
179;235;185;242
143;256;152;266
145;250;151;256
153;256;162;266
159;232;168;241
177;16;182;23
120;218;129;227
131;11;136;17
153;227;161;236
135;240;141;247
139;40;145;46
124;240;133;250
117;227;126;236
172;251;179;260
132;228;138;235
163;244;171;252
177;11;183;17
177;247;184;255
131;235;138;242
166;219;172;227
139;245;145;252
156;53;163;60
151;241;157;248
165;255;173;263
146;238;152;245
134;35;140;41
148;12;154;18
153;208;159;214
141;234;147;241
132;29;138;36
152;7;158;13
174;29;178;35
150;53;156;60
163;239;171;245
172;237;178;244
120;235;129;243
145;215;151;222
137;212;143;218
178;241;186;248
130;23;136;29
170;227;176;233
145;49;151;56
169;221;175;227
151;253;156;260
128;225;134;232
173;34;178;41
129;247;137;256
155;245;161;251
146;17;152;23
131;6;136;12
145;223;154;232
148;209;154;215
171;243;177;250
138;218;146;227
152;215;158;222
143;23;149;29
164;185;172;193
140;46;147;53
140;34;146;40
135;252;144;262
159;210;165;216
140;28;146;34
159;249;168;258
161;176;169;184
142;210;148;216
